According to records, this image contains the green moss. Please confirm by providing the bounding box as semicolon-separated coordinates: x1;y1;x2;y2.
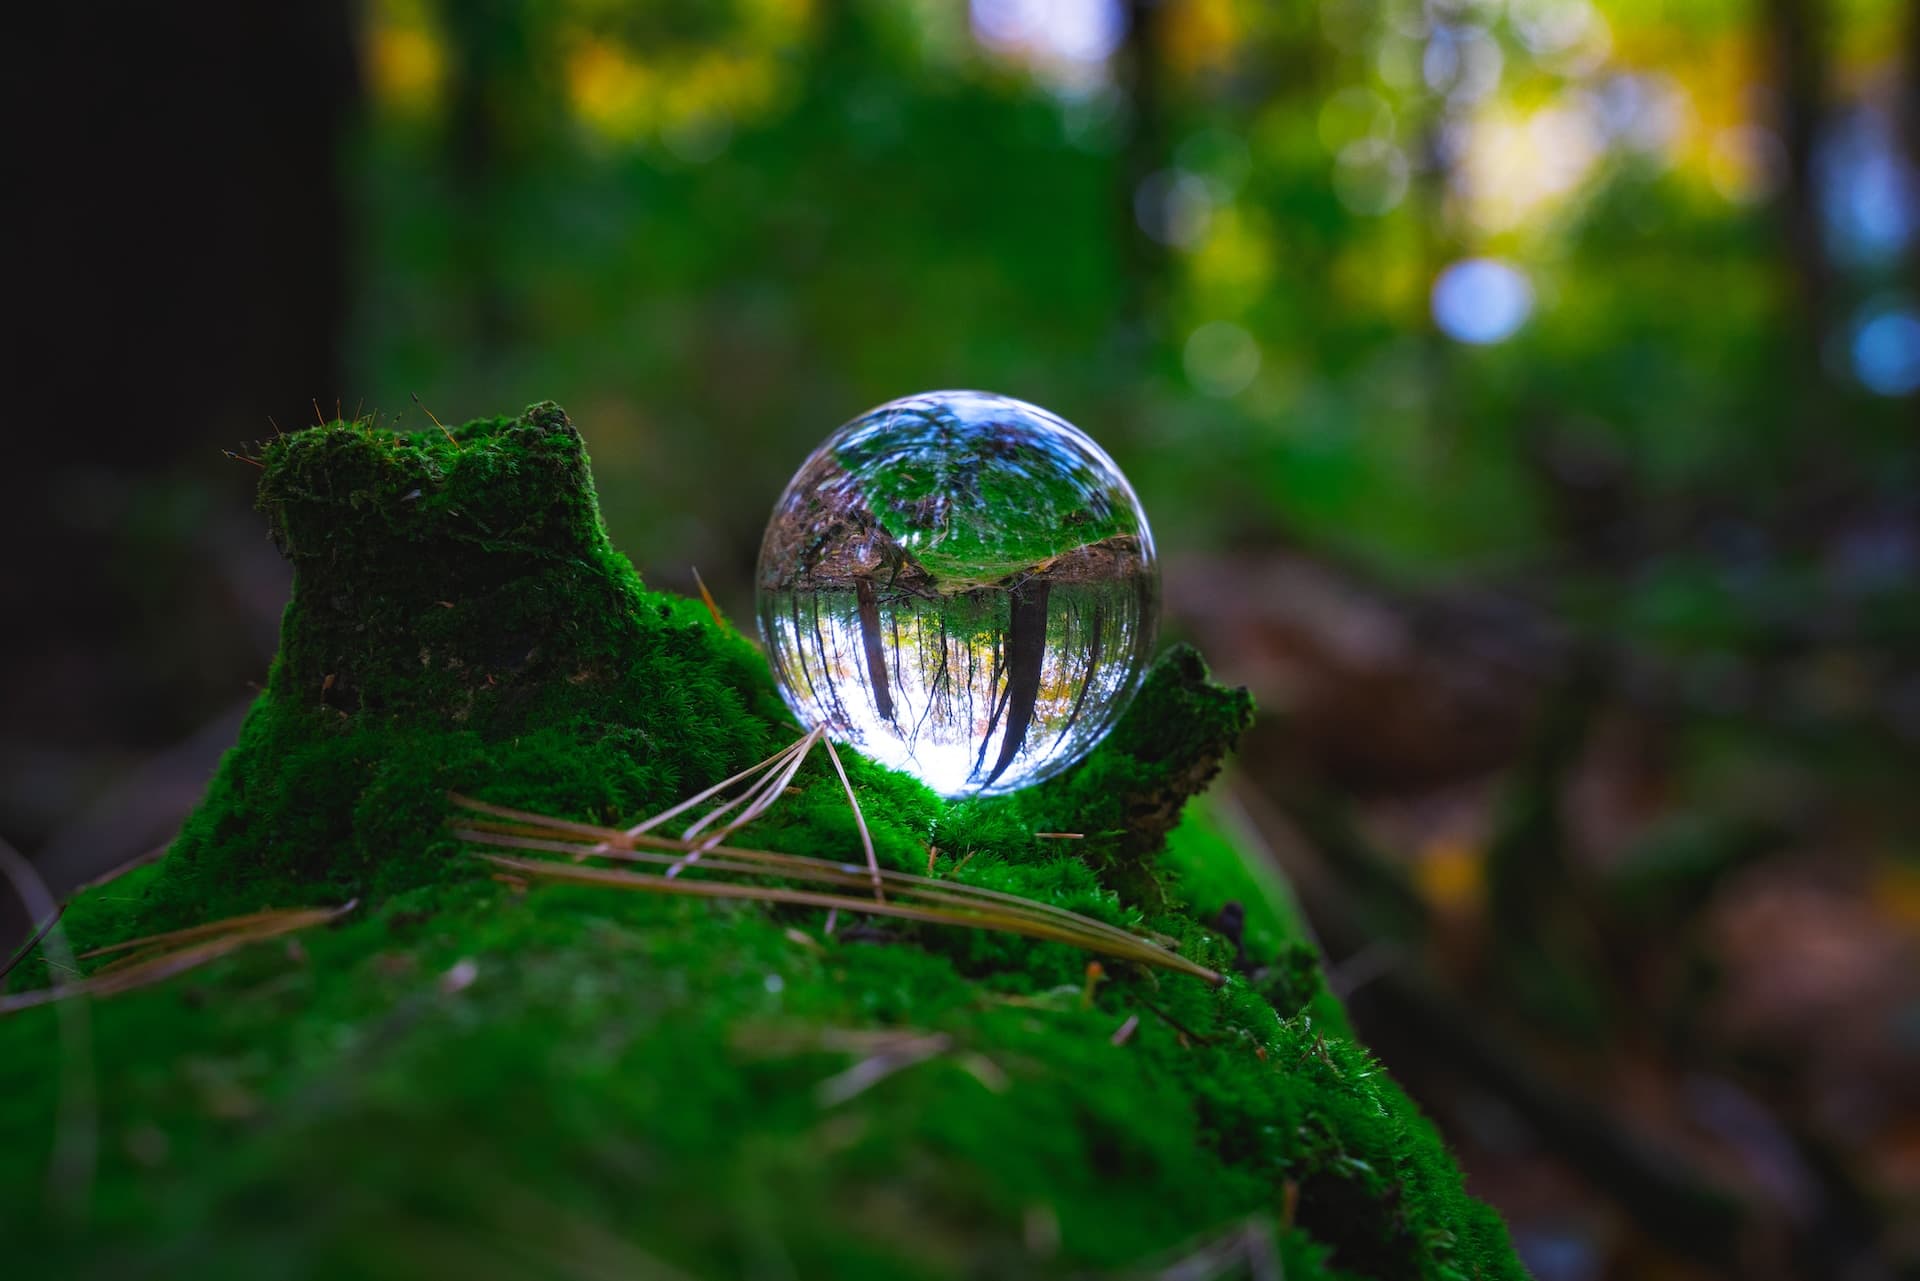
131;403;787;928
1008;644;1254;911
1;405;1525;1280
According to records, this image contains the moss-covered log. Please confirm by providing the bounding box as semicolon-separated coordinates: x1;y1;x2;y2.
1;404;1526;1280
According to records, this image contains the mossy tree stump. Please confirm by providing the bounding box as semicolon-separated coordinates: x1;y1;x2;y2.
1;405;1526;1280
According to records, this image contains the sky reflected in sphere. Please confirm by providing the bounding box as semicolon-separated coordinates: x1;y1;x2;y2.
757;391;1158;796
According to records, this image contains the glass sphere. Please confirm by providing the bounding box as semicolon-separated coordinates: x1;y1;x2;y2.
756;390;1159;796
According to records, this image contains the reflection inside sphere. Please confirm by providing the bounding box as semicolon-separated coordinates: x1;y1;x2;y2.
756;391;1158;796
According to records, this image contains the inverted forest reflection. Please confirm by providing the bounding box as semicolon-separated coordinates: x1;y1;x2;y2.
763;577;1151;795
756;392;1158;795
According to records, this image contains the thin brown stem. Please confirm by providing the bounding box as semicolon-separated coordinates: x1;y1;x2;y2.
821;736;884;902
477;855;1220;983
449;809;1176;962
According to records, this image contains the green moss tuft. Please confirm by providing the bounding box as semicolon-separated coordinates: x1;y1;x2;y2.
134;403;787;928
1009;642;1255;909
1;405;1526;1281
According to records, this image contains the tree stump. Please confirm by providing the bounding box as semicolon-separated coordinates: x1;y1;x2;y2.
1;404;1525;1280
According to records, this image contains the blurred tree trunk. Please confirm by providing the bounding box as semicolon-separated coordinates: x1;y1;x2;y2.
1903;1;1920;304
1762;0;1832;374
1115;0;1169;349
1;4;357;855
442;0;532;359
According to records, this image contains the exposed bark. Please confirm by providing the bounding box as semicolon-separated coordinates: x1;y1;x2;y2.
854;577;895;722
983;579;1053;786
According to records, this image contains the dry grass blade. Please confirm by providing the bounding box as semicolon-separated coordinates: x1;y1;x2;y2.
624;733;811;838
690;566;729;632
733;1025;946;1057
0;900;358;1016
820;736;884;902
669;728;823;877
449;796;1205;972
455;824;1190;970
678;732;813;844
1;836;95;1220
608;727;883;901
0;904;64;983
78;905;341;962
1141;1215;1282;1281
814;1032;951;1107
476;854;1221;983
447;756;1224;984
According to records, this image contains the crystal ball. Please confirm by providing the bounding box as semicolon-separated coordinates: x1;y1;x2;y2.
756;390;1159;796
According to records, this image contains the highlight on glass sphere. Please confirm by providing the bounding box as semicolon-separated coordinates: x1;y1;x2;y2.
756;390;1159;797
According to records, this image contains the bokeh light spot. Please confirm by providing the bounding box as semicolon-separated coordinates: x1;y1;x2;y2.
1424;25;1503;106
1318;85;1395;152
1432;259;1534;345
1184;322;1262;398
972;0;1127;66
1851;304;1920;397
1135;170;1214;249
1335;138;1410;215
367;16;445;116
1509;0;1595;55
1820;109;1919;267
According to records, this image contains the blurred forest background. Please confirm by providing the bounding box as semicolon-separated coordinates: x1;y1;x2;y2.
5;1;1919;1277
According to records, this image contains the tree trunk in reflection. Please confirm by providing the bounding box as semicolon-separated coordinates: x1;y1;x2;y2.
973;627;1009;779
1059;602;1106;747
757;565;1152;794
984;579;1052;786
855;577;894;722
788;594;827;716
805;595;851;730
